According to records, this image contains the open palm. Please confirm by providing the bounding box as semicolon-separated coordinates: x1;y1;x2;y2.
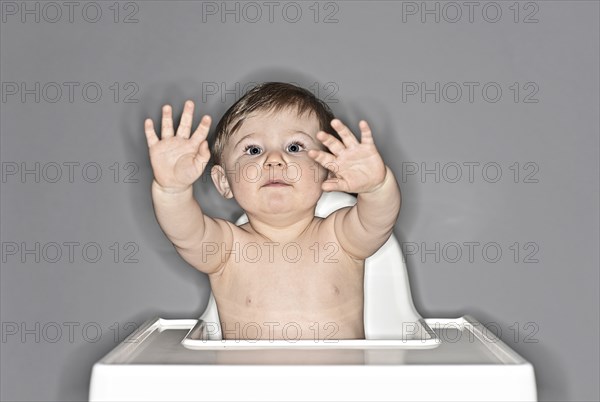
144;100;212;193
308;119;386;194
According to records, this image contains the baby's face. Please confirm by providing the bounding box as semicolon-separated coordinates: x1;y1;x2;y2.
212;107;330;219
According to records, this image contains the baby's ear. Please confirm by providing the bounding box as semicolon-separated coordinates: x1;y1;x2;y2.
210;164;234;199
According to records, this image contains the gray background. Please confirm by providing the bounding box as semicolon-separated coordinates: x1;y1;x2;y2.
1;1;598;401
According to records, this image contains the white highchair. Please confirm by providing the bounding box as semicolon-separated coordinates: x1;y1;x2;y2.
89;191;538;401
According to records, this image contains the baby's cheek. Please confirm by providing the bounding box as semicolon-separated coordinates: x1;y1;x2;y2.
308;162;328;183
318;162;331;181
285;161;315;183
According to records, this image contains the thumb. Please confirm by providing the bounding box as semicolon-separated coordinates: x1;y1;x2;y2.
321;177;342;192
193;141;210;173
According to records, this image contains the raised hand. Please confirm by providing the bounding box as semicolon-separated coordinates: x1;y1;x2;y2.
144;100;212;193
308;119;387;194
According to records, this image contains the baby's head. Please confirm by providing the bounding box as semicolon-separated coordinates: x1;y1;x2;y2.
210;82;342;221
211;82;341;167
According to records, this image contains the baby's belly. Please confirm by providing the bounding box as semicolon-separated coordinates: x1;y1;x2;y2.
216;298;364;340
209;263;365;340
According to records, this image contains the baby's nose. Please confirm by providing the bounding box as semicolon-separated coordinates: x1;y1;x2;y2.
265;160;283;167
263;152;285;168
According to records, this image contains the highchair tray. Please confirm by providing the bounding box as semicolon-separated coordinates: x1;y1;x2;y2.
89;315;538;401
181;316;441;350
95;315;527;363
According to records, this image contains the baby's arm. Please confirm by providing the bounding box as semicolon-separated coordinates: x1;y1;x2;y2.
145;101;231;275
151;182;232;275
308;119;401;260
333;166;401;259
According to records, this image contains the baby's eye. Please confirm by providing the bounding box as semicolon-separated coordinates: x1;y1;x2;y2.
287;141;305;153
243;144;262;155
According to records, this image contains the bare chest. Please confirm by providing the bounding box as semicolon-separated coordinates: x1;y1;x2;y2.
208;236;364;318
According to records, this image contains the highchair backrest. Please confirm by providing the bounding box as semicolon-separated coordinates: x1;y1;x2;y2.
199;191;424;340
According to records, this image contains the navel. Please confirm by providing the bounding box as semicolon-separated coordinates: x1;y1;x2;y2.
332;285;340;295
246;296;252;305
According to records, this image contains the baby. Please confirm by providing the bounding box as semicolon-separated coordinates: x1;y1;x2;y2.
144;82;401;341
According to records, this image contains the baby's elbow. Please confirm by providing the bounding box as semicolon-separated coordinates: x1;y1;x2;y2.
364;225;396;255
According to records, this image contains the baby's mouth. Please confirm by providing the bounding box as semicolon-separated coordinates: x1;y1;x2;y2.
262;180;291;187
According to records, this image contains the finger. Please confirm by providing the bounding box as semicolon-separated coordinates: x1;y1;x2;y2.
322;177;344;193
358;120;375;145
144;118;159;148
190;115;212;147
307;149;337;171
176;100;195;139
315;130;345;156
330;119;359;148
161;104;174;139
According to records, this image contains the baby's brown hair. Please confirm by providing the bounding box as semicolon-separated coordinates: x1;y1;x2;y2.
211;82;341;166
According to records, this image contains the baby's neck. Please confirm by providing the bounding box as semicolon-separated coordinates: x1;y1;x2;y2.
243;212;316;243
